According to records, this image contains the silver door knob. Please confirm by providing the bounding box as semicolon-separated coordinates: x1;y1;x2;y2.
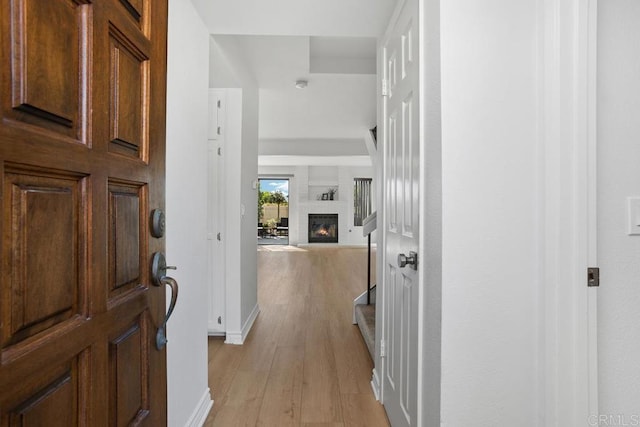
397;251;418;270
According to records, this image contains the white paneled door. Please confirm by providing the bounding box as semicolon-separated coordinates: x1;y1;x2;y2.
381;0;420;425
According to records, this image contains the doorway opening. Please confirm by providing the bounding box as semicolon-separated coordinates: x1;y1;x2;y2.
258;178;289;245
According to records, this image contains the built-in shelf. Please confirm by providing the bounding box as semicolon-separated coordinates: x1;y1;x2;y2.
308;184;339;202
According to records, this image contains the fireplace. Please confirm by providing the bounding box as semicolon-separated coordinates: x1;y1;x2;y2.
308;214;338;243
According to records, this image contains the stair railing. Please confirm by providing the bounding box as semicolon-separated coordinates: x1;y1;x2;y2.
362;211;377;305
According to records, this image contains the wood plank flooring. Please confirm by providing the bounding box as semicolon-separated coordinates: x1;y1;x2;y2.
204;246;388;427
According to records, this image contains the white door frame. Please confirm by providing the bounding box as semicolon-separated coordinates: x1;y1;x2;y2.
538;0;598;424
417;0;443;425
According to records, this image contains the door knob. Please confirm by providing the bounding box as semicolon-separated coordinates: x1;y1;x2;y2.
397;251;418;270
151;252;177;286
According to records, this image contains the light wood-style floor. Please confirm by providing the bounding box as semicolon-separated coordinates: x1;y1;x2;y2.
204;246;388;426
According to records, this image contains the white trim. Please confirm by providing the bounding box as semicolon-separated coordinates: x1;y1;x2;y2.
585;0;599;418
374;3;389;410
537;0;598;424
371;368;382;401
418;0;442;426
224;304;260;345
223;333;243;345
184;387;213;427
208;89;227;346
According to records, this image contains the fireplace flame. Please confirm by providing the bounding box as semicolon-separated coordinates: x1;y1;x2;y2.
317;228;330;236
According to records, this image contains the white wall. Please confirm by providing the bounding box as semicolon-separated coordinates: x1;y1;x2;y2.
210;38;260;340
166;0;212;425
440;1;539;425
597;0;640;416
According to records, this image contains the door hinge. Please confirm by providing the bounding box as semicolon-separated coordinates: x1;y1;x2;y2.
217;126;221;135
216;232;221;241
217;316;222;325
217;147;222;156
380;339;386;357
588;267;600;287
381;79;388;97
217;100;221;109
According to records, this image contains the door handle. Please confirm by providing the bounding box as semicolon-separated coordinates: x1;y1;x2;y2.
151;252;179;350
156;276;178;350
397;251;418;270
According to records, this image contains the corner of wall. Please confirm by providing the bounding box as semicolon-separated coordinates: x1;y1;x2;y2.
184;388;213;427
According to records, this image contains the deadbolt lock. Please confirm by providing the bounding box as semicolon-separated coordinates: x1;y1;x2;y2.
150;209;165;238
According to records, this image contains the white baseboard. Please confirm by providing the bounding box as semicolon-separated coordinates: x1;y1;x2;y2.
224;332;243;345
224;304;260;345
207;324;225;336
371;368;381;401
184;387;213;427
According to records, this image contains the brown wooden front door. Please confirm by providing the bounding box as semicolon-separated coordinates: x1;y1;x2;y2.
0;0;169;425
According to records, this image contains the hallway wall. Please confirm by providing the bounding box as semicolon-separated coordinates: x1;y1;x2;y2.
166;0;212;424
597;0;640;416
441;1;539;425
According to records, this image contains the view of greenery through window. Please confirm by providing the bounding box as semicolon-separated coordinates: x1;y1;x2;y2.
258;179;289;245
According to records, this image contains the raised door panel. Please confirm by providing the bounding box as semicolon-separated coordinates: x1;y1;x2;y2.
2;0;90;143
399;273;416;422
401;93;416;238
1;166;87;348
10;374;76;426
1;350;89;426
109;25;149;160
109;318;149;426
384;265;398;388
108;181;147;303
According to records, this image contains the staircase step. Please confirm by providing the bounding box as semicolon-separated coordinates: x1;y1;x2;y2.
354;303;375;359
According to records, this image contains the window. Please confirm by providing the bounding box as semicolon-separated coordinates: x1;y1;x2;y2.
354;178;372;226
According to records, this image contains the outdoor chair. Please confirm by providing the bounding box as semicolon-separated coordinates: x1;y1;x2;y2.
276;217;289;236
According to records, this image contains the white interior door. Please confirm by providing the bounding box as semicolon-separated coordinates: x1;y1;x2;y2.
381;0;420;425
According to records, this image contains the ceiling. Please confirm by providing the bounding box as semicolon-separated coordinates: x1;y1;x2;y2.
191;0;397;159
